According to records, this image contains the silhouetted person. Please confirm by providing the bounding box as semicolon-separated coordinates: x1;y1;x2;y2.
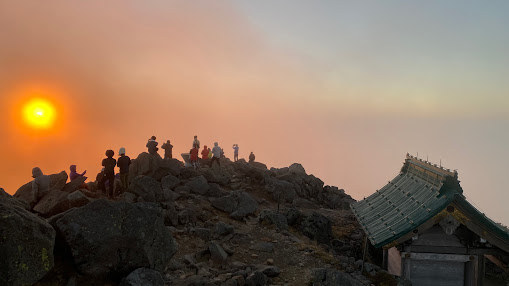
69;165;86;181
96;168;105;193
232;144;239;162
32;167;50;206
162;140;173;159
193;135;200;149
201;145;209;159
117;147;131;191
146;136;158;155
102;150;116;198
207;147;212;159
210;142;222;167
190;144;199;169
249;152;255;163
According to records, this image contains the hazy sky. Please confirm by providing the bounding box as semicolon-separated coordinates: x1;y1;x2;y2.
0;1;508;225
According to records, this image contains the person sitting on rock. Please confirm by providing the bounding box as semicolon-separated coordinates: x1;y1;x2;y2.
117;147;131;191
31;167;50;207
96;167;106;193
193;135;200;149
201;145;209;160
232;144;239;162
249;152;255;163
161;140;173;159
190;144;200;169
207;147;213;159
69;165;88;189
146;136;159;155
210;142;222;167
70;165;86;181
101;149;117;199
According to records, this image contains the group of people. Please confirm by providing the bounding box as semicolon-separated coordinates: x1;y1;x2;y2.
30;135;257;205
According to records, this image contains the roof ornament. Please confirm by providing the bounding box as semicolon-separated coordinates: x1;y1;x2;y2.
439;215;461;235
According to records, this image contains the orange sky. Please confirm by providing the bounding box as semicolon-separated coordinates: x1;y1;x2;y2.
1;1;508;226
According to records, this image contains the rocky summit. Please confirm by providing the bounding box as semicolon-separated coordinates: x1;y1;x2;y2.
0;154;398;286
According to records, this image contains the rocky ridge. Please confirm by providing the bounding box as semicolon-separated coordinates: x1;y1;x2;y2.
1;152;399;286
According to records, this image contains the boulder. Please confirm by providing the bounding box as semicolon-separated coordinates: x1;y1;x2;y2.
0;201;55;286
208;183;229;198
230;191;258;220
67;190;92;209
214;222;234;236
189;228;212;241
203;167;231;186
129;153;180;183
261;266;281;277
53;199;177;279
120;192;137;203
311;268;363;286
14;171;68;206
61;176;87;193
289;163;306;175
210;196;238;214
161;174;180;190
245;271;267;286
264;178;297;203
33;189;71;217
300;212;333;244
185;175;210;196
209;243;228;263
126;176;163;202
258;209;288;231
120;268;165;286
0;188;29;210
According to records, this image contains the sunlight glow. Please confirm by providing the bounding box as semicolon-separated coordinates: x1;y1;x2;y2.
22;98;57;129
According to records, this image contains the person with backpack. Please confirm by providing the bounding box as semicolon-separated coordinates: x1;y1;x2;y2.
102;149;117;198
161;140;173;159
146;136;158;155
117;147;131;191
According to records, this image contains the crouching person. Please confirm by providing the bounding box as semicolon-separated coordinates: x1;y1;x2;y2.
32;167;50;207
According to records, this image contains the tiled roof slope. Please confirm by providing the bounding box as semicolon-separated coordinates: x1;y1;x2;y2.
352;154;509;249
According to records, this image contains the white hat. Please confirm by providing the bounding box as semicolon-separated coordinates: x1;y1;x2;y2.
119;147;126;155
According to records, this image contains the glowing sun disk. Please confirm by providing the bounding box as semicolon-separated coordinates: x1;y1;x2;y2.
22;98;57;129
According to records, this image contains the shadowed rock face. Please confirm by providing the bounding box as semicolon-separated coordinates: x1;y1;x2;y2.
0;199;56;286
53;199;177;279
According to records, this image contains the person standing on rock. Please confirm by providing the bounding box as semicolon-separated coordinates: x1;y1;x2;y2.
210;142;222;167
249;152;255;163
117;147;131;191
161;140;173;159
102;149;117;198
207;147;213;159
190;144;200;169
232;144;239;162
146;136;159;155
193;135;200;149
31;167;50;206
201;145;209;160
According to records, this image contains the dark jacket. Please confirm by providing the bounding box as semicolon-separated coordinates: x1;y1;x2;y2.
146;139;158;155
117;155;131;174
249;153;255;163
102;157;117;175
162;142;173;156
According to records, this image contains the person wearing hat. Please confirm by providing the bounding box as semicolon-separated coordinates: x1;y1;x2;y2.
117;147;131;191
102;149;117;198
146;136;159;155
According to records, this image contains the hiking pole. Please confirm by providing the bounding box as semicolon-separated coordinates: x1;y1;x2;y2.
361;234;368;273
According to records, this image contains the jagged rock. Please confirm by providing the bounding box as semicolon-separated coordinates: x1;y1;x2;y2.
162;189;179;202
86;182;97;192
249;242;274;253
203;167;231;186
300;212;333;244
285;207;303;226
53;199;177;279
289;163;306;175
0;200;55;286
189;228;211;241
311;268;363;286
210;196;238;213
33;189;71;217
258;209;288;231
178;209;196;225
126;175;163;202
162;205;179;226
293;197;319;209
264;178;297;203
319;186;355;210
185;175;210;195
14;171;68;206
233;160;267;180
209;243;228;263
129;152;180;183
208;183;229;198
161;174;180;190
67;190;92;208
245;271;267;286
120;268;165;286
214;222;234;236
261;266;281;277
61;176;87;193
0;188;29;210
81;188;101;199
230;191;258;220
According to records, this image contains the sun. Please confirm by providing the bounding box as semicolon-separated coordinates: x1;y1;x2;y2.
22;98;57;129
